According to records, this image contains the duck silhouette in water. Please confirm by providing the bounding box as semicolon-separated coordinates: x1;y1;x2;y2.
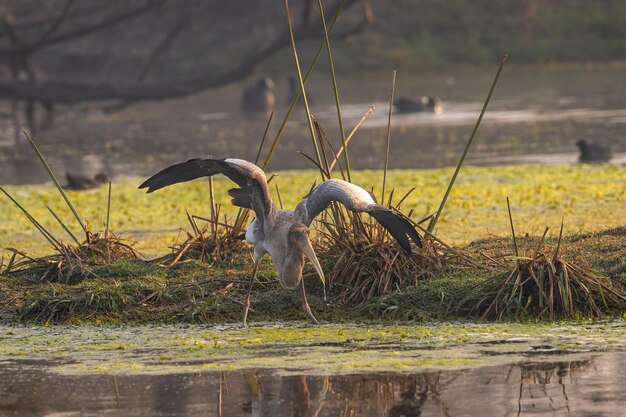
242;77;275;113
576;139;612;163
64;172;109;190
394;96;443;114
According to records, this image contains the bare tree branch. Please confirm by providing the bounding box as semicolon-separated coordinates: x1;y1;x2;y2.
0;0;169;56
0;0;368;104
32;0;77;49
135;13;188;82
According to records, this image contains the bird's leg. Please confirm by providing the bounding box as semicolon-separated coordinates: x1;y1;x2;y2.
299;279;320;325
242;260;259;328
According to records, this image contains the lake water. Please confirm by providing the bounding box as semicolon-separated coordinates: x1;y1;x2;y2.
0;64;625;185
1;322;625;416
2;351;625;416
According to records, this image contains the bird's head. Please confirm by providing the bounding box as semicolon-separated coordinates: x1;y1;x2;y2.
259;77;275;90
576;139;589;150
288;224;325;290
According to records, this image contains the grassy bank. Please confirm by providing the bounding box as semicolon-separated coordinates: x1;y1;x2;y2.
0;226;624;324
1;164;624;324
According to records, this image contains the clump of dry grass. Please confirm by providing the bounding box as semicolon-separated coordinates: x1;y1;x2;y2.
459;209;626;319
462;254;626;320
153;210;249;269
2;229;139;284
314;210;484;304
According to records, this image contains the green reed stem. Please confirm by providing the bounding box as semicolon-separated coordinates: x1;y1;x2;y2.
46;204;80;245
328;106;374;173
506;197;519;256
23;130;86;233
428;55;507;233
317;0;350;182
284;0;324;179
1;187;62;250
105;181;112;239
255;112;273;164
553;215;565;261
382;70;397;203
263;0;346;170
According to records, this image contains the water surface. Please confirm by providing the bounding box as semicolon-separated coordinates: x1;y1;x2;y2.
1;65;625;185
1;322;625;416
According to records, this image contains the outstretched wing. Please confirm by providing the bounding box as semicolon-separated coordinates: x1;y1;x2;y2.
295;178;422;253
139;158;275;225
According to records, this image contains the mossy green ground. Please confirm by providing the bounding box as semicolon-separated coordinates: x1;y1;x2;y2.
1;164;625;258
3;226;624;324
1;321;624;375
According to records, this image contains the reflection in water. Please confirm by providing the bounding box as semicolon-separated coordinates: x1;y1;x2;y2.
1;352;625;416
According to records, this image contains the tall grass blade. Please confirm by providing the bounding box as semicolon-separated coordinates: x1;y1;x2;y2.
0;187;62;251
317;0;350;181
255;112;273;164
263;1;347;170
313;120;332;176
105;181;112;239
428;55;508;233
382;70;397;202
553;215;564;260
275;184;284;209
22;130;86;233
506;197;519;256
328;105;375;173
209;175;216;235
284;0;324;179
297;151;329;177
46;205;80;245
535;227;550;254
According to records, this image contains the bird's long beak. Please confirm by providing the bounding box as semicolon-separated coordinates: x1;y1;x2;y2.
296;235;326;298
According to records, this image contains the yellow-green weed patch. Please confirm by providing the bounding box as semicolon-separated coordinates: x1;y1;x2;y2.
1;164;624;258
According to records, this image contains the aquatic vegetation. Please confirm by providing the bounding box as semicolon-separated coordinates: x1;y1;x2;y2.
0;321;624;376
1;165;625;257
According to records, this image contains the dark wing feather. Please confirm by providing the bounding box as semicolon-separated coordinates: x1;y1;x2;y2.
227;187;253;210
368;208;422;252
296;178;421;253
138;159;226;192
139;158;274;224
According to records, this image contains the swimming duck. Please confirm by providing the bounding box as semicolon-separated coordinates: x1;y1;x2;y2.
242;77;276;113
65;172;109;190
394;96;443;114
576;139;612;163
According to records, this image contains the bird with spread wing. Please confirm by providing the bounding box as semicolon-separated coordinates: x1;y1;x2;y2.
140;158;422;327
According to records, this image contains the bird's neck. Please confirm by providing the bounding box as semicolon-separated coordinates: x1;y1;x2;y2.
279;245;304;289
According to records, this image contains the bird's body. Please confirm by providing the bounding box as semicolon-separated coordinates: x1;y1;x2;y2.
394;96;443;114
245;211;304;288
65;172;108;190
576;139;612;163
242;77;275;113
140;158;421;326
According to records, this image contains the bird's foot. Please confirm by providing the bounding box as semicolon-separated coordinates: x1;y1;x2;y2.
302;305;320;325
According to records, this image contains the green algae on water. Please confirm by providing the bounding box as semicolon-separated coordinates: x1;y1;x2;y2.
1;321;624;376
